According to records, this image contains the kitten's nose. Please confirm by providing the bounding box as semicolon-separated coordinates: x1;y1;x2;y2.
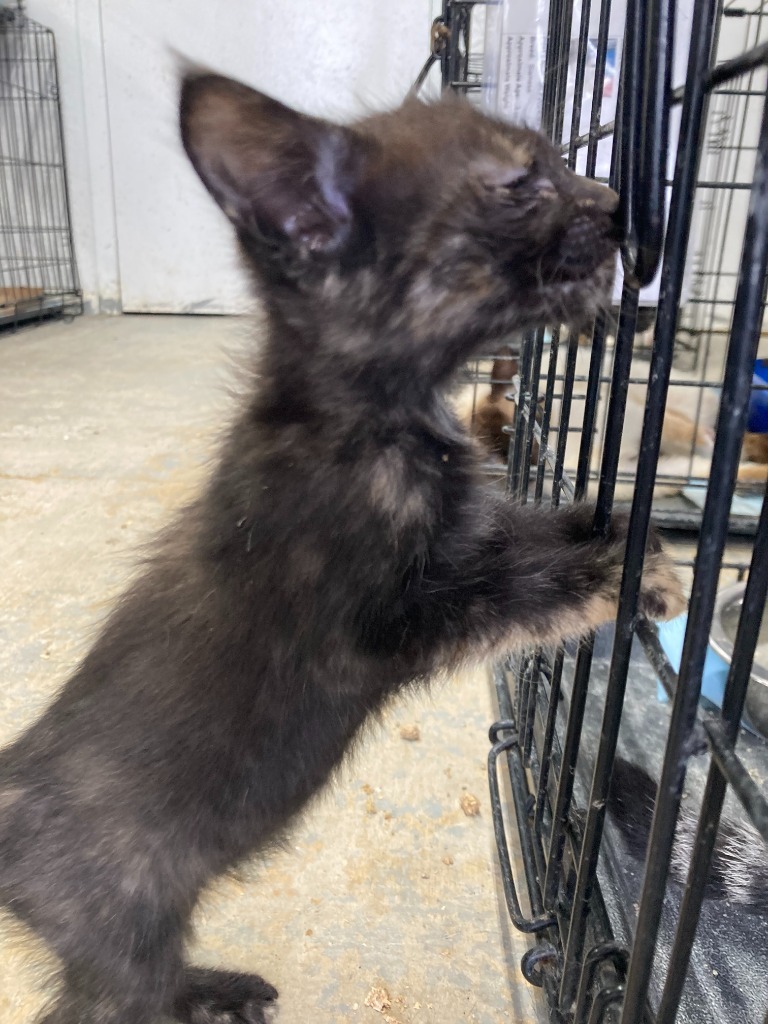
572;176;619;213
581;180;622;214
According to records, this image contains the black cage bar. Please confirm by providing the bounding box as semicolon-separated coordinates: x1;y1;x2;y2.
419;1;768;1022
0;3;81;330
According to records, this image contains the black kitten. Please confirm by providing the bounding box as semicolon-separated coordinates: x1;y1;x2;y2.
0;73;684;1024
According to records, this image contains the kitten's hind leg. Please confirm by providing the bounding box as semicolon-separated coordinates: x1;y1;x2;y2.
173;967;279;1024
4;851;187;1024
37;953;182;1024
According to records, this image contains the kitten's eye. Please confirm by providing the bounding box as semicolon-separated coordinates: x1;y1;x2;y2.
494;167;529;191
476;162;529;193
533;177;557;200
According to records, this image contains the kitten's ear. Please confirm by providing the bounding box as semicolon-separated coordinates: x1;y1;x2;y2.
180;72;364;259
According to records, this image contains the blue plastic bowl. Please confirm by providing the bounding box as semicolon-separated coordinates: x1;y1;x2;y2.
656;612;762;736
747;358;768;433
656;614;729;709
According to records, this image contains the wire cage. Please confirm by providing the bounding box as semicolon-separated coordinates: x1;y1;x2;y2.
419;1;768;1022
0;2;81;330
423;1;768;537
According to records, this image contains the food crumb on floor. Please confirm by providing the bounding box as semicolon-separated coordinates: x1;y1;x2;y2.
459;792;481;816
364;986;391;1012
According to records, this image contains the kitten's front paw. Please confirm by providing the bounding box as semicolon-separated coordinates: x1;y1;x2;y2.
557;504;686;623
595;513;686;622
638;548;686;622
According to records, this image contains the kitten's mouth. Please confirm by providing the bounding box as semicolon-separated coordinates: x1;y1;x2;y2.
535;244;618;326
553;246;618;285
546;216;623;285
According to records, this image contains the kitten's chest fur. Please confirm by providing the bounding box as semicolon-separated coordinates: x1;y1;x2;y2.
207;380;473;659
182;381;469;686
139;384;479;847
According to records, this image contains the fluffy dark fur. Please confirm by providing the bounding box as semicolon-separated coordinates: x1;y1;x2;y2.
0;73;685;1024
608;757;768;913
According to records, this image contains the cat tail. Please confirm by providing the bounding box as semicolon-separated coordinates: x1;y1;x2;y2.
607;756;768;913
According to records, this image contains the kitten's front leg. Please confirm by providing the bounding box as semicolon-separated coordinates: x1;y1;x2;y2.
411;500;684;663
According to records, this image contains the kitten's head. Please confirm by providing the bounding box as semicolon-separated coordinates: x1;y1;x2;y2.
181;72;620;378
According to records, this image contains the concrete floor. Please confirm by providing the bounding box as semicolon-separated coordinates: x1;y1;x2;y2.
0;315;541;1024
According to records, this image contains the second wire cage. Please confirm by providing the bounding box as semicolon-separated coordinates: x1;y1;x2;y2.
0;3;81;330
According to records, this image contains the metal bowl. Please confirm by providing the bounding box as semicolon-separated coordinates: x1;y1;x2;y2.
709;581;768;738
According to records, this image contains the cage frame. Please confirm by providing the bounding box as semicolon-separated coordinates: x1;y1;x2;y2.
419;1;768;1021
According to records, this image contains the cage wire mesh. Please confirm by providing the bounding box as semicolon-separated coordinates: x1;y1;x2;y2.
422;0;768;537
0;2;81;329
418;1;768;1022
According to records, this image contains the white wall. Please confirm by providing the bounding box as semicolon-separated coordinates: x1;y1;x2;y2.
27;0;433;313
